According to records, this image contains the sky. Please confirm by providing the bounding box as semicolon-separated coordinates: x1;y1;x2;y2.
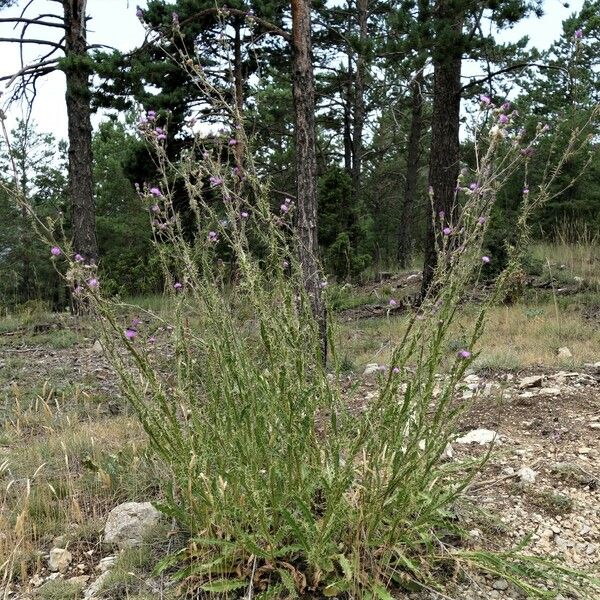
0;0;585;141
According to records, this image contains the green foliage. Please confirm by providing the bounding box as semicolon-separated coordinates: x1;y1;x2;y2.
0;121;67;309
318;167;372;278
93;120;160;296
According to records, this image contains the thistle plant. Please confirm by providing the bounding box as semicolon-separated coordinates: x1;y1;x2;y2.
2;28;599;600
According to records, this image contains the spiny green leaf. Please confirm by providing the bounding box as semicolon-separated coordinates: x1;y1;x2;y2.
201;578;247;593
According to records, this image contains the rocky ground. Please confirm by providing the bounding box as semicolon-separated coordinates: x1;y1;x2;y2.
1;332;599;599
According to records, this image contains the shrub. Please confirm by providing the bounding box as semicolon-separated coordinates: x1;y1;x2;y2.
6;50;599;600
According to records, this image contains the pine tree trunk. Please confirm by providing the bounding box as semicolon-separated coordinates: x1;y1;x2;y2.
63;0;97;264
398;66;425;268
291;0;327;362
398;0;428;269
351;0;368;196
421;2;463;297
233;17;245;167
343;51;353;176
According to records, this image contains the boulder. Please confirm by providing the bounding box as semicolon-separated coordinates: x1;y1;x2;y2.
104;502;162;549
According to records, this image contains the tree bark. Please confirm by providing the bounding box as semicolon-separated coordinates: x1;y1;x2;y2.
232;16;245;167
343;51;352;176
351;0;368;196
421;0;463;297
398;0;428;268
398;66;425;268
63;0;97;264
290;0;326;362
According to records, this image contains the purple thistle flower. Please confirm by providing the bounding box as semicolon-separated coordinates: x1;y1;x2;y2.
208;231;218;242
172;12;179;25
282;260;289;268
87;278;99;289
389;299;397;307
498;114;509;125
157;133;167;141
439;210;445;219
477;216;486;225
392;367;400;374
469;182;479;191
319;279;328;289
479;94;491;105
521;147;534;158
147;110;156;121
209;176;223;187
458;349;471;359
174;282;183;290
150;187;162;197
280;203;289;213
148;336;156;343
501;101;511;112
136;5;144;19
151;204;160;213
241;211;249;219
482;256;490;264
51;246;61;257
574;29;583;40
523;186;530;195
228;138;238;146
125;328;137;341
443;227;452;236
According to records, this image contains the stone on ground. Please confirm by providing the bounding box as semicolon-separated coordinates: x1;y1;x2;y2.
104;501;162;549
48;547;72;573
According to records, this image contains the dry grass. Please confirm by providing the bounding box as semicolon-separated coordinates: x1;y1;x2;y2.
0;386;159;589
338;299;600;372
531;223;600;288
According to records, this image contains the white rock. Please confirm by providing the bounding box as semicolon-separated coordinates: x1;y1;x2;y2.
492;578;509;591
441;443;454;460
517;467;537;484
518;375;543;389
92;339;104;354
363;363;380;376
557;347;573;359
84;571;111;599
97;555;117;572
538;387;561;396
104;502;162;549
589;423;600;430
68;575;90;585
456;429;498;445
49;548;72;573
